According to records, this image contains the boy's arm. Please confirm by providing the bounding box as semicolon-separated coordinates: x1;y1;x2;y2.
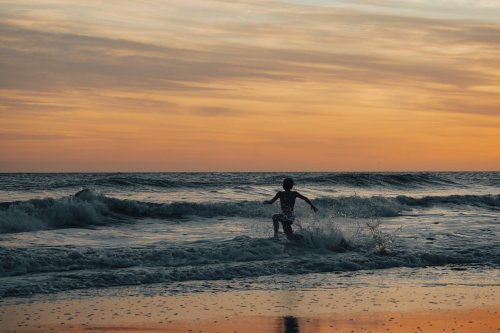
263;192;280;204
296;192;318;212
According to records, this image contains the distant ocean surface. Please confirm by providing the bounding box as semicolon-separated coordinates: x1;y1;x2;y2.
0;172;498;297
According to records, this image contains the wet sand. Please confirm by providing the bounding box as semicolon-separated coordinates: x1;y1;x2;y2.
1;274;498;333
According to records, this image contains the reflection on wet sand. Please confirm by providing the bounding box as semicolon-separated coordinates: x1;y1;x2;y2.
283;316;299;333
277;316;326;333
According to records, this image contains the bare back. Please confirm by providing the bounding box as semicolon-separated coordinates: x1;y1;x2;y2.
278;191;298;216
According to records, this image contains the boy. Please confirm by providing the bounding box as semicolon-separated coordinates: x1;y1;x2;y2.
264;177;318;240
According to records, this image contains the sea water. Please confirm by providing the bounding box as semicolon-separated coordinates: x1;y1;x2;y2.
0;172;498;297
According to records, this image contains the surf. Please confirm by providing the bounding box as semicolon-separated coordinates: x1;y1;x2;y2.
1;189;499;234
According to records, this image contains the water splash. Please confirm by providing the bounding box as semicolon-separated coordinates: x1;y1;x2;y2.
295;213;398;254
350;219;398;254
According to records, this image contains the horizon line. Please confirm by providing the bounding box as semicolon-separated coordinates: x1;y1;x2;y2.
0;170;498;174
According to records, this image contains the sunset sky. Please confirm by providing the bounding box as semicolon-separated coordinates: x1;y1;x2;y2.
1;0;499;172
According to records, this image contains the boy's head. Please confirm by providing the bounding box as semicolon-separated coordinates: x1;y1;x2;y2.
282;177;294;191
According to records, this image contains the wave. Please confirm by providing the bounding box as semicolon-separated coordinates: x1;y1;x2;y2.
0;173;199;190
0;232;497;297
316;193;500;217
1;172;498;192
0;190;498;234
296;172;462;187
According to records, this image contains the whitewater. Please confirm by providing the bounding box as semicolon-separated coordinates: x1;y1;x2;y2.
0;172;498;298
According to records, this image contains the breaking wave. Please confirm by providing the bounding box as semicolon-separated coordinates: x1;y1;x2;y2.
0;189;498;234
0;231;497;297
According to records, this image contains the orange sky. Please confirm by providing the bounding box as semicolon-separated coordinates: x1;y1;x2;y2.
1;0;499;171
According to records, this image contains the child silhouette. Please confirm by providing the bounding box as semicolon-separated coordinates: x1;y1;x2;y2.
264;178;318;240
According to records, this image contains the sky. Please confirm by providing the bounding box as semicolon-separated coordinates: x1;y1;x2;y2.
0;0;499;172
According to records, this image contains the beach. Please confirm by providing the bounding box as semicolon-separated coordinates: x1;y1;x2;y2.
1;266;498;333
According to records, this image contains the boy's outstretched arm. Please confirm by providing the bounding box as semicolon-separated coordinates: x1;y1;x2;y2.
263;193;279;204
296;192;318;212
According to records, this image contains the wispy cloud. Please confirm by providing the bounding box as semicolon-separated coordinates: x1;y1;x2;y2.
193;107;245;117
0;132;71;140
0;96;75;113
1;1;499;91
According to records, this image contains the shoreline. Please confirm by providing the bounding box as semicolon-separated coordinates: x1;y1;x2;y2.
1;268;498;333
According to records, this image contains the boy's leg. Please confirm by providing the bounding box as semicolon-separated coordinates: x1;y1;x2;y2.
272;214;281;238
282;220;293;235
283;221;303;241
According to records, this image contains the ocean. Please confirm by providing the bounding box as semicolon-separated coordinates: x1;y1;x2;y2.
0;172;498;298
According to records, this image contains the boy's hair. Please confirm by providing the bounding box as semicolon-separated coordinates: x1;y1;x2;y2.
282;177;294;190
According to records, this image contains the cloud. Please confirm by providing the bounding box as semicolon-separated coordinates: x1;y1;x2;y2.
94;95;180;114
0;132;71;140
427;100;500;117
1;0;499;94
1;1;499;119
0;22;289;92
0;95;77;117
193;106;245;116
